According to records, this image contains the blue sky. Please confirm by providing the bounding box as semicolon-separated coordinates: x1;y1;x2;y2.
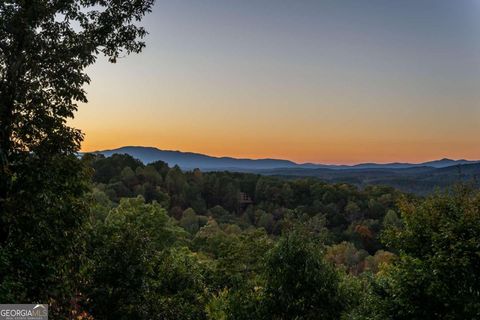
73;0;480;163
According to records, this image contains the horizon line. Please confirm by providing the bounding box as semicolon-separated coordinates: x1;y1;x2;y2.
81;145;479;167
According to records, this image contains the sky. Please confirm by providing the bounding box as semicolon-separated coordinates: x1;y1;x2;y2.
72;0;480;164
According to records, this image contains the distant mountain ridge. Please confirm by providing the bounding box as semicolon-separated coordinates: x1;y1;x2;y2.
94;146;298;170
254;163;480;195
91;146;479;171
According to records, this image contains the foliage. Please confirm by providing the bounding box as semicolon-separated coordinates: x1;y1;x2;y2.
261;231;348;320
366;187;480;319
82;197;198;319
0;0;154;317
85;154;403;253
3;139;479;320
0;155;90;314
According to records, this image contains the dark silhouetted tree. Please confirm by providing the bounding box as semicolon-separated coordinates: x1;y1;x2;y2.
0;0;154;315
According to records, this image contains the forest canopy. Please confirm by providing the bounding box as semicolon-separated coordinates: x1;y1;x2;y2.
74;153;480;319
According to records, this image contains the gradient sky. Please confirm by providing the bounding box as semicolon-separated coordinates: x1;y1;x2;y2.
72;0;480;164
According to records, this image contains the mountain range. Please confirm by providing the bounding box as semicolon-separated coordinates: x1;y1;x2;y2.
90;146;480;195
92;146;479;171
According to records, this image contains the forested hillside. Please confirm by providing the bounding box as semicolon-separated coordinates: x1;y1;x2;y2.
256;163;480;195
86;153;406;255
68;153;480;319
92;147;480;195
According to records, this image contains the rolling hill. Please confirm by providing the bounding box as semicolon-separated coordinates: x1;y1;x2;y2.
88;146;480;195
92;146;479;171
253;163;480;195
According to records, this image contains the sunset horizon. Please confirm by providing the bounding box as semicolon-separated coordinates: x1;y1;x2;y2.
71;0;479;166
80;143;480;166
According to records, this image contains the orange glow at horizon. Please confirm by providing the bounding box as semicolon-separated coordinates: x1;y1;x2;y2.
77;122;480;165
72;1;480;165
